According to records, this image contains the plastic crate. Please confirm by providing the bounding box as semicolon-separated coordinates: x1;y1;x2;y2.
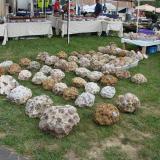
138;29;155;35
147;45;158;54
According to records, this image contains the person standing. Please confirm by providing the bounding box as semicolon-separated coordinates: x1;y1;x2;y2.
54;0;60;14
94;0;102;17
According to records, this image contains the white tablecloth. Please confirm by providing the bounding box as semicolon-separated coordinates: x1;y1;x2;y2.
0;24;8;45
7;20;53;38
47;15;61;28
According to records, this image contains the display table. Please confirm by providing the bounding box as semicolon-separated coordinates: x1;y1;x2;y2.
0;24;8;45
121;38;160;54
7;20;53;38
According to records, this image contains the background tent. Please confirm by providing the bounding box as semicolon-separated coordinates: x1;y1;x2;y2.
135;4;156;12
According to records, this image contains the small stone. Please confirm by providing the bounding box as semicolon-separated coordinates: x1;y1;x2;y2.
75;67;91;78
115;70;131;79
85;82;100;94
68;56;78;63
7;85;32;104
116;93;140;113
36;52;49;62
63;87;79;100
50;69;65;81
25;95;53;118
32;72;47;85
0;61;13;70
45;55;59;66
19;58;31;67
39;105;80;138
75;92;95;107
27;61;41;70
101;75;118;86
67;61;78;72
52;82;68;95
40;65;52;75
72;77;87;88
42;78;56;90
100;86;116;98
18;70;32;80
87;71;103;82
57;51;68;59
8;63;21;75
94;103;120;125
131;73;147;84
78;57;90;68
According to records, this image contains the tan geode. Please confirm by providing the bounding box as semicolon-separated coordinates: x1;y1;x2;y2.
8;64;21;75
0;67;5;76
63;87;79;101
115;70;131;79
67;61;78;72
101;75;118;86
57;51;68;59
42;78;56;90
19;58;31;67
72;77;87;88
94;103;120;125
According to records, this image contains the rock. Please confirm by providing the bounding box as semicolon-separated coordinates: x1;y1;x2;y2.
57;51;68;59
0;61;13;70
94;103;120;125
100;86;116;98
45;55;59;66
72;77;87;88
115;70;131;79
70;51;79;57
63;87;79;100
98;46;107;54
116;93;140;113
75;67;91;78
40;65;52;75
90;59;103;71
18;70;32;80
0;67;5;76
39;105;80;138
0;75;19;95
101;75;118;86
8;63;21;75
68;56;78;63
67;61;78;72
25;95;53;118
36;52;49;62
32;72;47;85
87;71;103;82
54;59;68;71
75;92;95;107
42;78;56;90
50;69;65;81
85;82;100;95
52;82;68;95
19;58;31;67
131;73;147;84
27;61;41;70
7;85;32;104
78;57;90;68
101;64;117;74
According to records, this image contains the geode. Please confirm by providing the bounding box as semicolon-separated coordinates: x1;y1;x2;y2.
40;65;52;76
18;70;32;80
75;67;91;78
0;61;13;70
32;72;47;85
131;73;147;84
45;55;59;66
0;67;5;76
54;59;68;71
78;57;90;68
100;86;116;99
42;78;56;90
19;58;31;67
101;75;118;86
63;87;79;100
52;82;68;95
50;69;65;81
27;61;41;70
67;61;78;72
68;56;78;63
87;71;103;82
8;63;21;75
115;70;131;79
72;77;87;88
36;52;49;62
85;82;100;95
57;51;68;59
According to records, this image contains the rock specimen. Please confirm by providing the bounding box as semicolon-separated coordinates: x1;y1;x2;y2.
101;64;117;74
45;55;59;66
18;70;32;80
19;58;31;67
115;70;131;79
68;56;78;63
131;73;147;84
40;65;52;75
8;63;21;75
50;69;65;81
27;61;41;70
85;82;100;94
75;92;95;107
63;87;79;100
116;93;140;113
42;78;56;90
78;57;90;68
87;71;103;82
72;77;87;88
0;61;13;70
57;51;68;59
0;75;19;95
101;75;118;86
39;105;80;138
67;61;78;72
100;86;116;99
54;59;68;71
25;95;53;118
94;103;120;125
90;59;103;71
32;72;47;85
36;52;49;62
0;67;5;76
75;67;91;78
52;82;68;95
7;85;32;104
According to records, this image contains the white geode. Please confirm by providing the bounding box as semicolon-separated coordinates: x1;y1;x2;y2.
68;56;78;63
0;60;13;70
75;67;91;78
0;75;19;95
87;71;103;82
131;73;147;84
52;82;68;95
27;61;41;70
85;82;100;94
75;92;95;107
39;105;80;138
78;57;90;68
100;86;116;98
40;65;52;75
7;85;32;104
32;72;47;85
18;70;32;80
36;52;49;62
50;69;65;81
25;95;53;118
45;55;59;66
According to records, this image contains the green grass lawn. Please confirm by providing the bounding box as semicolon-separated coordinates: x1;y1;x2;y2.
0;36;160;160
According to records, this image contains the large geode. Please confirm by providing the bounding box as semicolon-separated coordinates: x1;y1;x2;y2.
115;70;131;79
54;59;68;71
131;73;147;84
42;78;56;90
8;63;21;75
25;95;53;118
68;56;78;63
36;52;49;62
0;61;13;70
27;61;41;70
45;55;59;66
116;93;140;113
78;57;90;68
87;71;103;82
94;103;120;125
85;82;100;95
75;67;91;78
72;77;87;88
57;51;68;59
63;87;79;101
52;82;68;95
32;72;47;85
67;61;78;72
19;58;31;67
18;70;32;80
50;69;65;81
40;65;52;76
39;105;80;138
100;86;116;99
101;75;118;86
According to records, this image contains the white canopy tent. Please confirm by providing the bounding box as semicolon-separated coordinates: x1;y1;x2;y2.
135;4;156;12
0;0;5;17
